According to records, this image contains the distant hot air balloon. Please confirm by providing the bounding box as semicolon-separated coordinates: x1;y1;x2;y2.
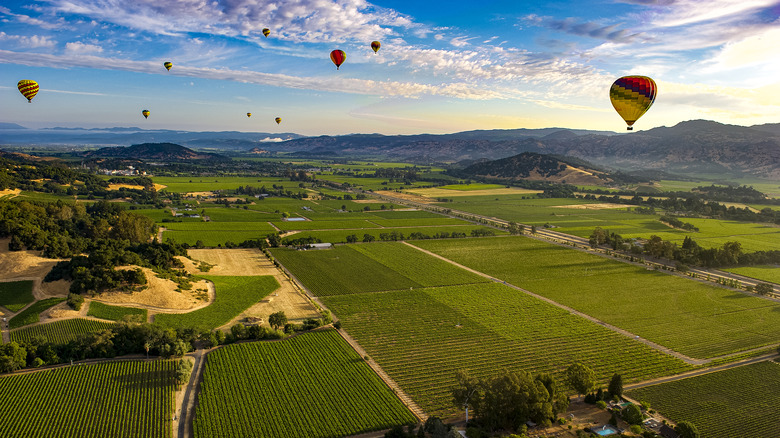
164;62;173;71
142;109;150;119
330;49;346;70
17;80;39;103
247;112;252;118
275;117;282;125
609;76;657;131
371;41;381;53
262;28;270;38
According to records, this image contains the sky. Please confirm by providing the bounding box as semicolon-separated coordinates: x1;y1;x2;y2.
1;0;779;136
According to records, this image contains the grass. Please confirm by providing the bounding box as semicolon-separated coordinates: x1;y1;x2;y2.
0;360;176;438
8;298;66;329
194;329;417;438
322;283;691;417
627;361;780;438
412;236;780;359
0;280;35;312
10;318;117;344
154;275;279;330
722;265;780;284
87;301;148;322
281;226;503;244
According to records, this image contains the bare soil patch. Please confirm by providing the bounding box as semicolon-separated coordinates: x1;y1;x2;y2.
375;190;435;203
93;267;213;310
186;249;277;276
408;187;542;198
0;189;22;199
351;199;385;203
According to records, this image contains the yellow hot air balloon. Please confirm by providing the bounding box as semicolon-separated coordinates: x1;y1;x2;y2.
142;109;150;119
164;62;173;71
609;76;657;130
17;80;39;103
275;117;282;125
247;112;252;118
371;41;381;53
262;28;270;38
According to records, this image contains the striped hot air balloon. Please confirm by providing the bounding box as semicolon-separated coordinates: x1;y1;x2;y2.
262;28;270;38
609;76;657;130
247;112;252;118
142;109;150;119
275;117;281;125
330;50;346;70
164;62;173;71
17;80;39;103
371;41;381;53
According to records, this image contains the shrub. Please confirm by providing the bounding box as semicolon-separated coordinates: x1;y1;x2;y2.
67;293;84;311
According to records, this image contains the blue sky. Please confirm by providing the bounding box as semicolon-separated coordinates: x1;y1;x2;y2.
1;0;779;136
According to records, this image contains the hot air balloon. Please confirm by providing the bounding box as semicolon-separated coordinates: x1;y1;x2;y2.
17;80;39;103
164;62;173;71
371;41;381;53
142;109;150;119
262;28;270;38
330;49;346;70
609;76;657;131
275;117;282;125
247;112;252;118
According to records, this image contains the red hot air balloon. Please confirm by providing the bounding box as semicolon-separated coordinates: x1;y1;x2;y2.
609;76;657;130
330;49;346;70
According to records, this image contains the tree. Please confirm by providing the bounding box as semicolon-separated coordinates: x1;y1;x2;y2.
268;311;288;331
607;373;623;399
565;362;596;398
621;403;643;425
755;283;774;296
175;358;193;385
0;342;27;373
675;421;700;438
362;233;375;243
346;234;358;243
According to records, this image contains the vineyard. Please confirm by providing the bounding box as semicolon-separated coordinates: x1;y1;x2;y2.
8;298;66;329
412;237;780;359
0;360;176;438
193;329;417;438
627;361;780;438
10;318;116;344
87;301;148;322
321;282;692;417
0;280;34;312
153;275;279;330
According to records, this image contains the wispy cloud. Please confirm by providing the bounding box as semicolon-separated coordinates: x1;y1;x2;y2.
0;31;56;48
523;15;644;43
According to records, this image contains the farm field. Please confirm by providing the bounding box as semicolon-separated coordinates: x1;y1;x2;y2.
152;176;288;193
9;297;65;329
193;329;416;438
0;280;35;312
10;318;117;344
412;236;780;359
270;242;489;296
627;361;780;438
280;225;502;245
0;360;176;438
722;265;780;284
153;275;279;330
322;283;691;417
88;301;148;322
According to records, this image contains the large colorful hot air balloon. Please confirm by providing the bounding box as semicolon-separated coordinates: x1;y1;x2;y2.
262;28;270;38
275;117;282;125
247;112;252;118
371;41;381;53
17;80;39;103
609;76;657;130
142;109;150;119
330;49;346;70
164;62;173;71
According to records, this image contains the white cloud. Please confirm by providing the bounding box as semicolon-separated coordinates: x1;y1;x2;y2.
65;41;103;53
0;32;56;48
645;0;778;27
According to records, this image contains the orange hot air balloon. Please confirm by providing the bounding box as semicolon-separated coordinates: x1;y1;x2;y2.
17;80;39;103
330;49;346;70
262;28;270;38
247;112;252;118
609;76;657;130
275;117;281;125
371;41;381;53
164;62;173;71
142;109;150;119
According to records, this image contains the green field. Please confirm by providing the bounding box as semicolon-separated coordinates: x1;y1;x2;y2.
87;301;148;322
0;360;176;438
322;283;691;417
8;298;66;329
154;275;279;330
10;318;117;344
0;280;35;312
412;236;780;359
153;176;288;193
271;242;489;296
722;265;780;284
194;329;417;438
627;361;780;438
282;225;503;244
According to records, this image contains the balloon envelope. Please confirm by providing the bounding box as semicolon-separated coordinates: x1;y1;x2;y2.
17;80;39;103
330;49;346;70
247;113;252;118
164;62;173;71
609;76;657;130
371;41;381;53
142;109;150;119
275;117;282;124
262;28;270;37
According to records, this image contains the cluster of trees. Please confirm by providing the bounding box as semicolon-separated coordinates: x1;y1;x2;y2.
234;184;308;199
385;417;462;438
659;215;699;232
